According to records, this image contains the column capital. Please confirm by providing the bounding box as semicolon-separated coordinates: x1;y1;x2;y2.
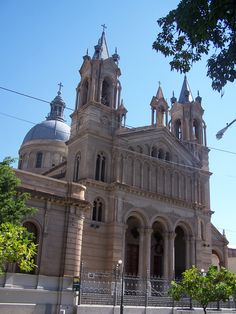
144;227;153;236
168;231;176;240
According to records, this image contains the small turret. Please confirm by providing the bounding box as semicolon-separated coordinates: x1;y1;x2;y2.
47;82;66;122
150;82;168;127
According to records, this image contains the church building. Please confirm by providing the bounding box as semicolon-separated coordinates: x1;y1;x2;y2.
0;30;229;313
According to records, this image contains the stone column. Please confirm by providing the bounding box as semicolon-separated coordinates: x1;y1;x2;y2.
168;231;175;280
185;236;190;269
223;243;228;268
138;228;145;276
151;108;154;125
190;236;195;267
141;162;144;189
116;154;121;182
163;232;169;279
144;228;153;278
64;207;85;277
122;156;127;184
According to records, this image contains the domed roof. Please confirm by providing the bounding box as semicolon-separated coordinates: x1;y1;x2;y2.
22;119;70;145
21;84;71;146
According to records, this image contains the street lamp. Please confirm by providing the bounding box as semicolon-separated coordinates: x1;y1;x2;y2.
117;259;124;314
216;118;236;140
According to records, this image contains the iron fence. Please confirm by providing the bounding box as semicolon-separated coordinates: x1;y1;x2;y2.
78;268;236;310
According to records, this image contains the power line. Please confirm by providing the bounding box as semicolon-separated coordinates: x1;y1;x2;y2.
2;86;236;157
0;86;74;111
1;108;236;157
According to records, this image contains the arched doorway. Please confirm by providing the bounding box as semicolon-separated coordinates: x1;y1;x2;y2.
212;250;221;270
174;226;186;278
125;216;141;276
16;221;39;274
151;222;164;278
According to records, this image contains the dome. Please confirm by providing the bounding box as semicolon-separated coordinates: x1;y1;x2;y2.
22;119;71;145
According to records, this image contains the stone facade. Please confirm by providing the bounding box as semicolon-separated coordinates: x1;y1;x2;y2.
1;30;229;313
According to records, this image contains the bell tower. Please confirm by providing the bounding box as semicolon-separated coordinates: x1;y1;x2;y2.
67;28;126;182
170;76;208;168
70;28;122;139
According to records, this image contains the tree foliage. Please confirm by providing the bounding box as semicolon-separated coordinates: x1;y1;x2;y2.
0;157;36;224
0;157;37;273
169;265;236;314
153;0;236;92
0;223;37;273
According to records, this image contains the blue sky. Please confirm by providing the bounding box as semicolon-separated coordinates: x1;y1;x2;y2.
1;1;236;247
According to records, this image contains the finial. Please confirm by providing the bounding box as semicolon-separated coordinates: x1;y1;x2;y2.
58;82;63;95
83;48;91;61
158;81;161;87
101;24;107;32
171;91;177;104
112;46;120;63
195;90;202;103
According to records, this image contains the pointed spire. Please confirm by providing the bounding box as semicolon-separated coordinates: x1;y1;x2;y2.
156;82;164;99
93;25;109;60
178;75;194;103
47;83;66;122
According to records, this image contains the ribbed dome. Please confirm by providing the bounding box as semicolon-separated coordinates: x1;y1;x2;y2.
22;119;70;145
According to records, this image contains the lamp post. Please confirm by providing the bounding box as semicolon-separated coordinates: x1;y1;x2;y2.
117;259;124;314
216;118;236;140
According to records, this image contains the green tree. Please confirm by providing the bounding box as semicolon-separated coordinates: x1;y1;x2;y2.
0;157;37;273
169;265;236;314
153;0;236;93
0;157;36;224
0;223;37;273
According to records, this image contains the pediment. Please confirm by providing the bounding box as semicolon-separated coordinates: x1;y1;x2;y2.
211;223;228;244
117;126;202;169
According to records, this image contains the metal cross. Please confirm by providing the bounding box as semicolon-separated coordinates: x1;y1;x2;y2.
58;82;63;93
101;24;107;32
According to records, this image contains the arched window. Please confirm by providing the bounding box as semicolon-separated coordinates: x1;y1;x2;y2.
95;153;106;182
175;119;182;139
158;149;164;159
193;119;200;140
74;154;80;182
165;152;170;161
151;146;157;157
81;79;89;106
101;79;111;106
35;152;43;168
92;198;103;222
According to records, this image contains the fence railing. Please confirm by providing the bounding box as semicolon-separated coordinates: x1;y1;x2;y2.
78;269;236;309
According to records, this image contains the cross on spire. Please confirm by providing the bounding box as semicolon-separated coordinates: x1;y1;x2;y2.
58;82;63;95
101;24;107;32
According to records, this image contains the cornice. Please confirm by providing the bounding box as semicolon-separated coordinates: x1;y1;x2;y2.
78;179;206;211
17;186;91;210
